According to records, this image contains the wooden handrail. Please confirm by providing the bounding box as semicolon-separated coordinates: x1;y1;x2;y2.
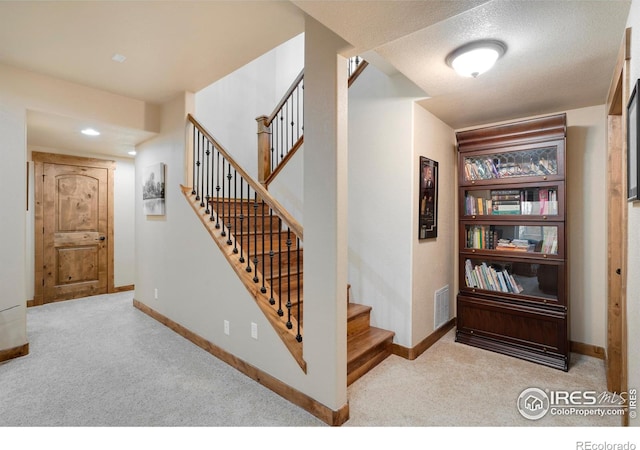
348;60;369;87
267;69;304;125
188;113;303;239
264;135;304;188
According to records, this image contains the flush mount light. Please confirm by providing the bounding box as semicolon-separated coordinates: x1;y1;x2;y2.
128;150;137;156
445;40;507;78
81;128;100;136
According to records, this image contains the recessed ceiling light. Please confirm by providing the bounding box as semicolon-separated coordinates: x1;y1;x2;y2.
128;150;137;156
81;128;100;136
446;40;507;78
112;53;127;63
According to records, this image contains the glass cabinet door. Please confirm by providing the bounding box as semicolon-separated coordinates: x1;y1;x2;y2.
462;223;563;258
462;185;562;218
461;143;563;185
461;257;565;306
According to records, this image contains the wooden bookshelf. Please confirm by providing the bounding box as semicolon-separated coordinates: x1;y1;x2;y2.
455;114;569;371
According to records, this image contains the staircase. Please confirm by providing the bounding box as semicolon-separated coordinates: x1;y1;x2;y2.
185;57;394;386
212;197;395;385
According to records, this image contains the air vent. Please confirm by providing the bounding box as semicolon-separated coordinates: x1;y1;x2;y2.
434;285;450;329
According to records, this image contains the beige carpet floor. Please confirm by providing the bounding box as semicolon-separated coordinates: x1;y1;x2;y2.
346;328;621;427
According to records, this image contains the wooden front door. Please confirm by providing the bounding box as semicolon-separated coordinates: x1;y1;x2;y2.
33;152;115;305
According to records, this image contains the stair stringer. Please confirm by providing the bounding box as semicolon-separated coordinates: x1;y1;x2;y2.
180;185;306;373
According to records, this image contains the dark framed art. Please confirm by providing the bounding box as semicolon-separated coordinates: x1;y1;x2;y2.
419;156;438;239
628;79;639;202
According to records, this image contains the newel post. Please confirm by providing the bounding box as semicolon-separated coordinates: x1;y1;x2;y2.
256;115;271;187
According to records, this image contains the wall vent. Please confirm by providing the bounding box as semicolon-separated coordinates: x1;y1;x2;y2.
434;285;450;329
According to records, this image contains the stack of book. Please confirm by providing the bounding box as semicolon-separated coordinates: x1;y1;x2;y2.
495;238;534;252
464;259;524;294
491;189;521;215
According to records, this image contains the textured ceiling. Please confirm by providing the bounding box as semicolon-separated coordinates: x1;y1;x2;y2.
0;0;632;156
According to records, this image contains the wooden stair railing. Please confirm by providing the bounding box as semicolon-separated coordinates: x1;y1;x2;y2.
257;56;369;188
184;113;306;372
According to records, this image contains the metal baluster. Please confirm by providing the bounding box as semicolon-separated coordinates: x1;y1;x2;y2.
195;131;201;201
286;227;292;329
226;162;232;245
199;134;206;207
191;126;197;195
209;144;216;222
277;218;283;317
245;185;252;273
233;169;238;253
260;202;267;294
296;237;302;342
215;152;221;229
268;209;275;305
238;180;245;263
220;156;226;237
252;191;259;282
204;140;210;213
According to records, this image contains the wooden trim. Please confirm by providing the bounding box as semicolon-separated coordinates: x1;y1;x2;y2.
32;151;116;169
26;299;36;308
133;299;349;426
180;185;306;372
33;160;44;306
390;318;456;360
187;114;303;239
114;284;135;293
456;113;567;152
267;69;304;125
605;27;630;427
264;136;304;188
107;166;115;294
570;341;606;360
0;343;29;363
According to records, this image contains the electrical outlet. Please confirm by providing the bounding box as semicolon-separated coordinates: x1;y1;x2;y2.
224;320;230;336
154;288;158;300
251;322;258;340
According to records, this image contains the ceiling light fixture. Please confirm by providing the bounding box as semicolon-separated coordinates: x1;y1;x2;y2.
81;128;100;136
445;40;507;78
128;150;137;156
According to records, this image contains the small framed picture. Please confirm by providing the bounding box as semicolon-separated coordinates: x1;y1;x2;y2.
143;162;166;215
419;156;438;239
627;79;639;202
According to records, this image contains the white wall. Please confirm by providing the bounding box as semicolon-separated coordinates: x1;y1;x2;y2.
195;33;304;180
625;0;640;427
411;104;457;345
348;62;449;347
564;105;608;347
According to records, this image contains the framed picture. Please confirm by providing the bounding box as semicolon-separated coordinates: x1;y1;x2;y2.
143;162;166;215
628;79;639;202
419;156;438;239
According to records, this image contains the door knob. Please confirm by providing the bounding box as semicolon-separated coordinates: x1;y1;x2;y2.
96;236;106;241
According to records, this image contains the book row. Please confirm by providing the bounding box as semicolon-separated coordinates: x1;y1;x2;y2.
463;156;558;181
465;188;559;216
464;259;524;294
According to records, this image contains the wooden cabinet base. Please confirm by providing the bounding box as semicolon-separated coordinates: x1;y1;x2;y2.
456;294;569;371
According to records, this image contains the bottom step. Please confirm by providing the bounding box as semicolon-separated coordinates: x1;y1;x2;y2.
347;326;395;386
